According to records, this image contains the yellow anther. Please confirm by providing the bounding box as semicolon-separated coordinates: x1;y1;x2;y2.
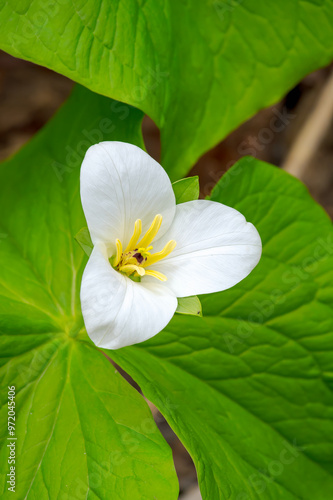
119;264;145;277
143;240;176;267
137;246;152;258
137;215;162;248
113;239;123;267
111;214;176;283
125;219;142;252
138;246;153;253
145;270;167;282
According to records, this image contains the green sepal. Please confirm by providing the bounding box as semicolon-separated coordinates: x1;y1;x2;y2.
128;274;142;282
172;176;199;204
176;296;202;317
75;227;93;256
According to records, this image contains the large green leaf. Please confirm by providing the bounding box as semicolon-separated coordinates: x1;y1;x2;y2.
111;157;333;499
0;86;178;499
0;1;332;178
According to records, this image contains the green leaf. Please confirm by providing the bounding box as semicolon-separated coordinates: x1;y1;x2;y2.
1;340;177;499
172;176;199;204
176;296;202;317
0;86;178;499
111;157;333;499
1;1;332;178
75;227;93;256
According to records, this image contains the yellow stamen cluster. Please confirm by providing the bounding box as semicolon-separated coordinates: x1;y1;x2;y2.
112;215;176;282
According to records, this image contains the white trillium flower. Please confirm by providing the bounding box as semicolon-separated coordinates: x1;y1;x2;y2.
80;141;262;349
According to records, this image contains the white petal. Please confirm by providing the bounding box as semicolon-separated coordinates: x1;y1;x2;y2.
80;142;176;251
80;243;177;349
151;200;262;297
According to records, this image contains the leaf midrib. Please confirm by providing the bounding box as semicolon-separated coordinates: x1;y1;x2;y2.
23;340;71;499
119;349;303;500
131;343;333;483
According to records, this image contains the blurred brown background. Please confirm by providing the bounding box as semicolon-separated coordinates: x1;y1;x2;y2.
1;50;332;499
